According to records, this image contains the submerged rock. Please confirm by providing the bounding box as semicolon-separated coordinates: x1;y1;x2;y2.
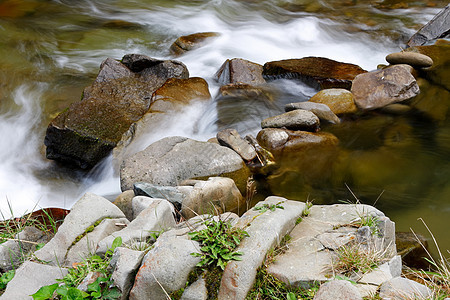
262;57;366;90
351;64;420;110
309;88;358;115
215;58;265;85
170;32;220;55
45;54;189;169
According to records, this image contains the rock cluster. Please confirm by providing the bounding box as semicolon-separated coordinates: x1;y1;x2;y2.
0;193;434;300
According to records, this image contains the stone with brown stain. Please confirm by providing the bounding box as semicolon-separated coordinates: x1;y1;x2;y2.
263;57;366;90
170;32;220;55
309;88;358;115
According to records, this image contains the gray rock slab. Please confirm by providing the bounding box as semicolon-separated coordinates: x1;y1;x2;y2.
132;196;168;219
407;4;450;46
129;232;201;300
181;177;244;219
218;196;306;300
268;245;333;288
110;247;145;300
313;280;362;300
65;217;129;266
0;226;48;272
379;277;432;300
217;128;257;161
0;261;68;300
285;102;341;124
133;182;186;210
96;199;176;255
34;193;126;265
120;136;248;192
351;64;420;110
181;277;208;300
308;204;385;226
261;109;320;132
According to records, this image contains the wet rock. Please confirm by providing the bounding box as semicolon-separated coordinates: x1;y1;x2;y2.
263;57;366;90
181;177;244;219
256;128;290;149
45;54;189;169
261;110;320;132
215;58;265;85
379;277;431;300
309;88;357;115
218;196;306;300
34;193;126;265
217;128;257;161
110;247;145;300
170;32;220;55
0;226;49;272
129;232;201;300
396;231;430;269
0;261;68;299
96;199;176;255
120;136;250;193
351;64;420;110
313;280;362;300
217;84;274;101
285;101;340;124
407;4;450;47
386;52;433;68
150;77;211;110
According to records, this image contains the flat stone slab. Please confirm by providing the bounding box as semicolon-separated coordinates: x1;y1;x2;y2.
96;199;176;255
218;196;306;300
285;101;340;124
34;193;126;265
267;204;396;289
261;109;320;132
0;261;68;299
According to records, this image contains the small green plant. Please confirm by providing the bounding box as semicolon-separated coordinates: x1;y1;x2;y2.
253;202;284;213
189;218;248;270
301;200;313;217
352;213;380;236
31;237;122;300
0;270;15;290
331;243;387;277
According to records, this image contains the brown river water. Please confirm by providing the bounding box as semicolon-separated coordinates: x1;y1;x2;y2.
0;0;449;255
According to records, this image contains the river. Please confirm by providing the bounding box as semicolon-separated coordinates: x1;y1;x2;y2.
0;0;449;253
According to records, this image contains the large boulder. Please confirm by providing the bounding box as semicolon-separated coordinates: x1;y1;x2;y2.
170;32;220;55
262;57;366;90
120;136;250;193
45;54;189;169
407;4;450;47
351;64;420;110
113;77;211;165
215;58;265;85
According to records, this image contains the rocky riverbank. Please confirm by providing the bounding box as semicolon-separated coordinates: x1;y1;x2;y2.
1;4;450;300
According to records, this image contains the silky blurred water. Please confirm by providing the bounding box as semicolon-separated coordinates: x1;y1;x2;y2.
0;0;449;253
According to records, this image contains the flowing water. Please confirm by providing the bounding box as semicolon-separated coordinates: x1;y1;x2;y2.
0;0;449;253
